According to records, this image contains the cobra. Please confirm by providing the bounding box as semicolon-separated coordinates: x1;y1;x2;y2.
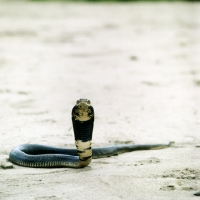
9;99;172;168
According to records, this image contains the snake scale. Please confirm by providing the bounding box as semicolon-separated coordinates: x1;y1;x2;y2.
9;99;172;168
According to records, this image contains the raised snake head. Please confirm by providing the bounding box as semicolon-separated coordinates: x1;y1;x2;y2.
72;99;94;121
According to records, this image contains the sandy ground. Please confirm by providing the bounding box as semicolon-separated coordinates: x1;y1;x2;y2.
0;1;200;199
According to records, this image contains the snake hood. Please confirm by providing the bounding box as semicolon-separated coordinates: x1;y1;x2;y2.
72;99;94;142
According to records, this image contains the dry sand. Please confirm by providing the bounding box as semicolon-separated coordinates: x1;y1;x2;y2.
0;1;200;199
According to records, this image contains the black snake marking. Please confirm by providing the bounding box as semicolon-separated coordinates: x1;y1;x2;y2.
9;99;173;168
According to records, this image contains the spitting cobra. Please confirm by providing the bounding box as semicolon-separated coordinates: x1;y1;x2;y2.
9;99;172;168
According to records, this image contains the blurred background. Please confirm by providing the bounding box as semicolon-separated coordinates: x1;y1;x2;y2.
2;0;200;1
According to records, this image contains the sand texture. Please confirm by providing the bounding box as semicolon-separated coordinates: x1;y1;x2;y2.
0;1;200;199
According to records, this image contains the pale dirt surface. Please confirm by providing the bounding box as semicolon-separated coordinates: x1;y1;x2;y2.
0;1;200;199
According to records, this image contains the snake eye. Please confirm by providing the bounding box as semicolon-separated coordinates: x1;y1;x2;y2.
76;99;81;104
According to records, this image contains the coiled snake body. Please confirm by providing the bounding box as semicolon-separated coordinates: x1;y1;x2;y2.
9;99;172;168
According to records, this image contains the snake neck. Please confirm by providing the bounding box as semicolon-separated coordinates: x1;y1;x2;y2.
75;140;92;167
72;117;94;167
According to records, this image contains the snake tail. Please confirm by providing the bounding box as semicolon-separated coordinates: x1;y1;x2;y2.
194;191;200;196
92;142;172;158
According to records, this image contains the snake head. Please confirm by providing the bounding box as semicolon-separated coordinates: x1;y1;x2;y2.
72;99;94;121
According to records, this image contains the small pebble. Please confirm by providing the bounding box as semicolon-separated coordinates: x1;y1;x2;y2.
190;174;196;179
130;55;138;61
167;185;175;190
0;162;13;169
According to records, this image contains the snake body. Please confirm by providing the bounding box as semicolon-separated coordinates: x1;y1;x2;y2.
9;99;172;168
